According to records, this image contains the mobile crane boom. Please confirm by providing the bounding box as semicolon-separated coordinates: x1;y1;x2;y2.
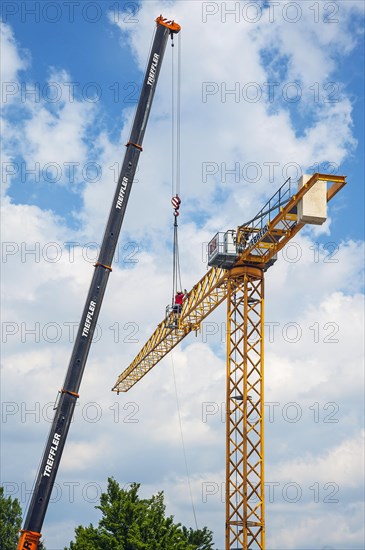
18;16;180;550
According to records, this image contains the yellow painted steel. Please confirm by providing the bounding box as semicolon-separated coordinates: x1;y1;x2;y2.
226;267;264;549
112;173;346;550
235;174;346;269
113;174;346;394
112;266;228;392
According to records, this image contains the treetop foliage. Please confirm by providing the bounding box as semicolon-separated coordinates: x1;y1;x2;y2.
65;478;214;550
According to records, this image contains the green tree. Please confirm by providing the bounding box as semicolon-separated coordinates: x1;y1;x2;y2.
0;486;47;550
182;526;214;549
0;485;22;550
65;479;213;550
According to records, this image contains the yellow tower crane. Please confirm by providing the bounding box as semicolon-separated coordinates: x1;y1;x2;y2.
112;172;346;549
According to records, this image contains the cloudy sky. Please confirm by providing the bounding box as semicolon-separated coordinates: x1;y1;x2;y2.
1;1;364;549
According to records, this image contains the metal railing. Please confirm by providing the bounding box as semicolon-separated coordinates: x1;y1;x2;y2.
244;177;293;233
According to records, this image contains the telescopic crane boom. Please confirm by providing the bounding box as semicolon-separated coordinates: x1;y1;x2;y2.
18;16;180;550
112;173;346;550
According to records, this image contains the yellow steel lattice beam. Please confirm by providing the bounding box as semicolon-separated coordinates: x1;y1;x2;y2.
113;173;346;394
236;173;346;269
111;172;347;550
112;266;227;392
226;266;264;550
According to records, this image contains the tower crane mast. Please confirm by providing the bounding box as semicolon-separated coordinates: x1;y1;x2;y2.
17;16;180;550
112;172;346;549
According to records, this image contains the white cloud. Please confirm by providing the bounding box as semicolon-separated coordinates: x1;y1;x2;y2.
0;22;28;90
268;503;365;548
269;431;365;488
92;0;359;249
20;80;96;180
1;23;29;194
1;3;364;548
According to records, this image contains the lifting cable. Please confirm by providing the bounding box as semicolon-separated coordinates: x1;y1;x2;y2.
171;31;183;304
169;31;198;531
172;204;183;304
171;351;199;531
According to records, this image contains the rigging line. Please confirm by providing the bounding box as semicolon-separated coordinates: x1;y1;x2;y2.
171;225;183;302
171;33;175;197
178;241;183;293
175;224;183;292
172;219;177;304
170;34;183;302
176;237;179;294
172;221;176;303
176;31;181;196
170;351;199;531
172;214;182;302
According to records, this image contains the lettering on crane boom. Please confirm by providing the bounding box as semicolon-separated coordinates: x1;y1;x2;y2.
147;53;160;86
116;177;128;210
42;432;61;477
248;224;269;249
21;541;33;550
82;300;96;338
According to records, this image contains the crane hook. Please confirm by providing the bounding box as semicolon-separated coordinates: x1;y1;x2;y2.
172;195;181;217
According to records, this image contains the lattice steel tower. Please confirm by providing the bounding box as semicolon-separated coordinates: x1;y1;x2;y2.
113;173;346;549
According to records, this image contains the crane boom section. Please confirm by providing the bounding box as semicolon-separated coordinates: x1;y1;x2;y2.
236;173;346;269
112;173;346;393
18;17;180;550
112;266;227;392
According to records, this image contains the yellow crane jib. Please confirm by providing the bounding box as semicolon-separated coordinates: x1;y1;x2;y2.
112;172;346;394
112;172;346;550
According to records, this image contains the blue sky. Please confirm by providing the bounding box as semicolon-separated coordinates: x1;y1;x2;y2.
1;1;364;549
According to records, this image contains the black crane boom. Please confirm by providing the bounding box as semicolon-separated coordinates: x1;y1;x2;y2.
18;16;180;550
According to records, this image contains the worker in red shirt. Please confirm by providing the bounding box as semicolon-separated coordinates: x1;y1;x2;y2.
174;291;184;314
